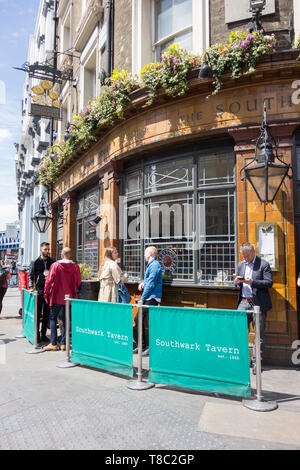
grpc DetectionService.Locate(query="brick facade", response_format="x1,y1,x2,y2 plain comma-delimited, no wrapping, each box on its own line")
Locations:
113,0,132,71
210,0,293,49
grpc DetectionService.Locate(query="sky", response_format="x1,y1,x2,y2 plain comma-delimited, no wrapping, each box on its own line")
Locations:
0,0,40,231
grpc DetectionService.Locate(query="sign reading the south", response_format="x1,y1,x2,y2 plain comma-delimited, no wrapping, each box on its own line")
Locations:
159,249,177,273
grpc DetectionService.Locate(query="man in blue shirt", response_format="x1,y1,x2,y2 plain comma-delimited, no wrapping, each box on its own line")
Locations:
235,242,273,375
134,246,163,356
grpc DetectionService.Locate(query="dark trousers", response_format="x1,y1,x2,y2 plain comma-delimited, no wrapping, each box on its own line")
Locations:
134,298,158,349
37,294,50,340
50,304,66,346
0,287,7,315
238,299,267,364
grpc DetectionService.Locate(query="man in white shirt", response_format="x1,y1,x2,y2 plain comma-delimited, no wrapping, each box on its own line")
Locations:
235,242,273,375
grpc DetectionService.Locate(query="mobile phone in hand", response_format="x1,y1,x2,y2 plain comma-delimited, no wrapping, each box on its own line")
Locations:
237,276,245,281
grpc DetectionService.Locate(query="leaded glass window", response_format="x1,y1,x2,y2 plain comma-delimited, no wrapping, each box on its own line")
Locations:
76,187,100,276
144,157,193,194
123,148,236,286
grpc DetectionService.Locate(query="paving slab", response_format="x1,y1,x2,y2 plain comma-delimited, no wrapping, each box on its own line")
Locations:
1,288,300,450
198,401,300,447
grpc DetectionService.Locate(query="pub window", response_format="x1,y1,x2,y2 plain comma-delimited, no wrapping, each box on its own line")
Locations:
123,148,236,286
154,0,193,59
76,187,100,277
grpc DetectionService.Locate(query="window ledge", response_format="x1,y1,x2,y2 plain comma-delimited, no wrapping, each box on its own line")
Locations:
126,280,238,290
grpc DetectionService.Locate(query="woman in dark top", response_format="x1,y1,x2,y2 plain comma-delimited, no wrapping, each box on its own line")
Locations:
0,261,9,316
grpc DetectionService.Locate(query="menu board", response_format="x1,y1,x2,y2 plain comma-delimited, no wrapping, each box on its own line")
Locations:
256,223,278,270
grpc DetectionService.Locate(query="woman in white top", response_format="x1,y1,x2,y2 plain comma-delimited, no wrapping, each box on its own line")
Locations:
98,247,128,302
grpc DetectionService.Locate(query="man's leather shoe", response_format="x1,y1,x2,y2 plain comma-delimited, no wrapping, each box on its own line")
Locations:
43,343,59,351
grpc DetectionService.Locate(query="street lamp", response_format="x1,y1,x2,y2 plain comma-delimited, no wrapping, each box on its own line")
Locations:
240,102,292,204
31,188,66,234
198,53,213,79
31,192,53,233
248,0,266,32
64,121,71,142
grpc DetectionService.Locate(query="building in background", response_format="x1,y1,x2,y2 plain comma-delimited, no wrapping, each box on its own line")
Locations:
15,0,57,267
0,223,20,263
16,0,300,365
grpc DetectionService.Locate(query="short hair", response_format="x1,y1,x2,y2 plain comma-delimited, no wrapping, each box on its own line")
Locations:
62,247,72,257
240,242,255,253
145,246,158,258
40,242,50,248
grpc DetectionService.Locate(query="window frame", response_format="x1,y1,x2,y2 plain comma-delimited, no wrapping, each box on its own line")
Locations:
131,0,210,75
76,186,100,276
153,0,193,60
122,145,237,287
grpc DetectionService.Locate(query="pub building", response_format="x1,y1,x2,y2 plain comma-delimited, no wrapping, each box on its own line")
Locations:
43,47,300,367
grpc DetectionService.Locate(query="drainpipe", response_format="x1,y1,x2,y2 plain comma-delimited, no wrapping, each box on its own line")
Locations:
50,0,58,147
106,0,114,78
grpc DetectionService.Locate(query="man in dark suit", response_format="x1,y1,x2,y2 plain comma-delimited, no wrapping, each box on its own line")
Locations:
28,242,55,344
234,242,273,375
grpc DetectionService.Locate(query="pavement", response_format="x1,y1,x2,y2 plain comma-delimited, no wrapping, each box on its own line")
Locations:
1,287,300,451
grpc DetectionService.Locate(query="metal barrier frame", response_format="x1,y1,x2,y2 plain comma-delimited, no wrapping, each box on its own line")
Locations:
17,294,278,411
15,287,26,339
25,291,46,355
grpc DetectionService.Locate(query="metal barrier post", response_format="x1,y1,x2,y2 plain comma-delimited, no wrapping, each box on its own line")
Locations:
126,300,154,390
243,305,278,411
57,295,78,368
15,287,26,339
25,291,45,355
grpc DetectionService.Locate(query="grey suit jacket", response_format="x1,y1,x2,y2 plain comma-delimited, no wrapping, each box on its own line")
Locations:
236,256,273,313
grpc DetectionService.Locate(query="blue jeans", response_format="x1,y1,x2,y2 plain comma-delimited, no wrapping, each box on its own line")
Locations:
50,304,66,346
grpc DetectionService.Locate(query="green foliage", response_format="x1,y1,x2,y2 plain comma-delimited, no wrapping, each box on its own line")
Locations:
38,33,277,184
140,43,195,106
79,264,92,280
207,30,276,94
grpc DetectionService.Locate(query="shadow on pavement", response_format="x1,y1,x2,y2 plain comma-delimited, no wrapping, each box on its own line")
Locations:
0,338,17,344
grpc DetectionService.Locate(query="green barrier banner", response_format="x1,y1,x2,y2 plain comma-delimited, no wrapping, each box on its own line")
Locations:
71,299,133,377
22,289,34,345
149,306,251,398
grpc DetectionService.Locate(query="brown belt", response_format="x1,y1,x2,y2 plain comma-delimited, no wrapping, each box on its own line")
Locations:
242,297,254,302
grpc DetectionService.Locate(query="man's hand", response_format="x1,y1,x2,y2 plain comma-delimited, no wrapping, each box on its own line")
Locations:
138,282,144,292
234,276,252,285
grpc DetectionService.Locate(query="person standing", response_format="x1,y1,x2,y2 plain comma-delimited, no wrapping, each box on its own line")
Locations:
9,260,18,287
43,247,81,351
98,247,128,303
135,246,163,356
0,261,9,316
28,242,55,343
234,242,273,375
